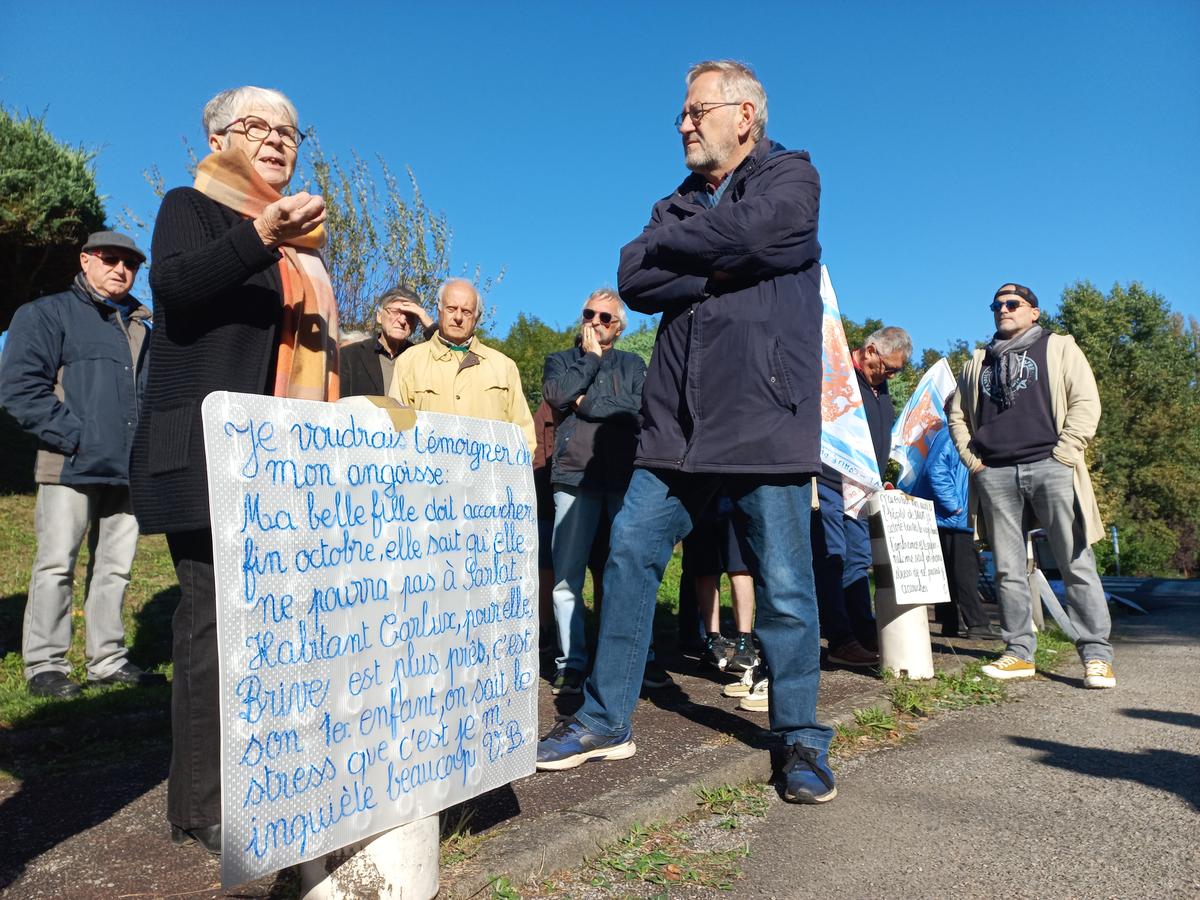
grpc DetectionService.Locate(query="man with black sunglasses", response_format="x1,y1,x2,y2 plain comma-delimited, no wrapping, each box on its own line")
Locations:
948,283,1115,688
541,289,650,695
536,60,838,806
0,231,163,698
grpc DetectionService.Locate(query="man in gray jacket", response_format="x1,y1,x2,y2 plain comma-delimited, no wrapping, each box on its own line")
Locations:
0,231,163,698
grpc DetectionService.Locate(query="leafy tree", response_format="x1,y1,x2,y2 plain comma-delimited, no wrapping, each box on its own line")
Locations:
0,108,106,330
491,314,576,413
618,321,657,364
302,136,501,333
1048,281,1200,576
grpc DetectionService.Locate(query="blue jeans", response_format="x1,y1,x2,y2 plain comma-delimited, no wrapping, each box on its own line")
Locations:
576,468,832,752
811,481,876,648
551,485,626,671
974,458,1112,663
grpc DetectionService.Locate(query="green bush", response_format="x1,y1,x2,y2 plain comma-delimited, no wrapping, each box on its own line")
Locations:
0,107,106,329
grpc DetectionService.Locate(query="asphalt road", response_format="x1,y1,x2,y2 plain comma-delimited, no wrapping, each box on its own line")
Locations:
736,585,1200,899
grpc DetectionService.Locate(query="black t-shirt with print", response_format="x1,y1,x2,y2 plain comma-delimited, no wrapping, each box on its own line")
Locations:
972,331,1058,466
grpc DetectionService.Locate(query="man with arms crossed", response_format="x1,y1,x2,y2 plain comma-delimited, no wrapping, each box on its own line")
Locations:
536,60,836,804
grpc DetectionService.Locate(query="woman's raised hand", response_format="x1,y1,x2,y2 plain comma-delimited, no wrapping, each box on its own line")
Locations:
254,192,327,247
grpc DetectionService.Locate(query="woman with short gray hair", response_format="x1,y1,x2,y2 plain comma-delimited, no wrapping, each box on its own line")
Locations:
130,84,333,855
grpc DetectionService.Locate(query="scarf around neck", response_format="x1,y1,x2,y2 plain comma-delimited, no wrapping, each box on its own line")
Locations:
193,150,340,401
985,324,1045,410
73,272,140,319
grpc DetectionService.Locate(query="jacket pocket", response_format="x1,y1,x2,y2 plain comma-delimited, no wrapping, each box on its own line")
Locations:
768,339,798,412
148,403,195,475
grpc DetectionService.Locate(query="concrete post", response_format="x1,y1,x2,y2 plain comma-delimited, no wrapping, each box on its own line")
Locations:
868,495,935,679
299,815,439,900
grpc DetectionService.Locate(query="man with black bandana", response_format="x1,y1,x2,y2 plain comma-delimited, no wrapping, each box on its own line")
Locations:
948,283,1115,688
0,231,162,698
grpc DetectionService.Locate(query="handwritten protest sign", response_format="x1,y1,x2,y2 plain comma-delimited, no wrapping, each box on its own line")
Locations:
201,392,538,887
872,491,951,607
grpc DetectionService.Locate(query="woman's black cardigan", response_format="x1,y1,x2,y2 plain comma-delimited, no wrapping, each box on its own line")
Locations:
129,187,284,534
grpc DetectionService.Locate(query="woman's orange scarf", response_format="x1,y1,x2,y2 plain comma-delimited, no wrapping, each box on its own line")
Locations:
194,150,340,401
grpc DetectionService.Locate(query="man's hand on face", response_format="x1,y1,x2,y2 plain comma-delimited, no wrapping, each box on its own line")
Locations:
581,322,602,356
391,300,432,329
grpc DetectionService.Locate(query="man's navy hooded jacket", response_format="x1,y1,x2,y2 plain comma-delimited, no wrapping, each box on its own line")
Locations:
617,138,823,475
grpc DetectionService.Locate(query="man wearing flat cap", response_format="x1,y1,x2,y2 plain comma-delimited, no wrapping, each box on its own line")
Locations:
0,231,163,698
948,282,1115,688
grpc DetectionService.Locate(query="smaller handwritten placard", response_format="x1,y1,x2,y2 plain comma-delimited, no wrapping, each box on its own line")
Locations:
873,492,951,607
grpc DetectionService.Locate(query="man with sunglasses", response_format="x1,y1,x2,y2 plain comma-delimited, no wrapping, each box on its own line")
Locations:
948,283,1114,688
0,231,163,697
541,289,648,695
536,60,838,805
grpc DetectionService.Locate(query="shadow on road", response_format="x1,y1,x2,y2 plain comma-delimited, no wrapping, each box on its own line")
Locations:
1008,735,1200,812
1121,707,1200,731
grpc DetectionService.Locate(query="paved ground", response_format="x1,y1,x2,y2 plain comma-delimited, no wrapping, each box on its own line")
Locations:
0,578,1194,898
736,581,1200,899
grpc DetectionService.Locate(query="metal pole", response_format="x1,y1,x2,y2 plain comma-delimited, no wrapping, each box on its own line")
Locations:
1112,525,1121,577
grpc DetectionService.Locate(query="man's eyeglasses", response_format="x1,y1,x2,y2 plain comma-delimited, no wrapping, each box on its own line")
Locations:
89,251,140,271
674,102,740,128
989,299,1029,312
221,116,305,149
582,309,614,325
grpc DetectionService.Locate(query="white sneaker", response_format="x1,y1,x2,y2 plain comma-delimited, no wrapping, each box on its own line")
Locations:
738,677,769,712
723,665,759,698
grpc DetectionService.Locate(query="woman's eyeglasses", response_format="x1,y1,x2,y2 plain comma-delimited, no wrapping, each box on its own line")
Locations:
989,299,1028,312
221,116,305,149
582,309,614,325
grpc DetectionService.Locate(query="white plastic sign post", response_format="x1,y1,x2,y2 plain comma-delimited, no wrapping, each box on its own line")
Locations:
870,491,949,679
201,392,538,888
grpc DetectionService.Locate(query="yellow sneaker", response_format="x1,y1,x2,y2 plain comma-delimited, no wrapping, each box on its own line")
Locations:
981,654,1036,680
738,677,769,712
1083,659,1116,689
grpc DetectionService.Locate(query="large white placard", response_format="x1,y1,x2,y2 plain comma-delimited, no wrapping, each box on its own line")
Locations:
201,392,538,887
873,491,951,607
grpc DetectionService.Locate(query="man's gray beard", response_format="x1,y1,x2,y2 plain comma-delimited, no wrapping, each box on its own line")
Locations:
685,134,735,175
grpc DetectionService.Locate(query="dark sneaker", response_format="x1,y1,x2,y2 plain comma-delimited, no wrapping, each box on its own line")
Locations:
782,745,837,804
535,716,636,770
965,624,1003,640
551,667,584,695
699,633,734,671
641,659,674,690
827,639,879,667
727,633,758,674
27,671,81,699
89,662,167,687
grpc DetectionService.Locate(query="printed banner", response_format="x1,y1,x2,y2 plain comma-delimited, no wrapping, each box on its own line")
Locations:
819,266,882,516
889,358,956,494
201,392,538,887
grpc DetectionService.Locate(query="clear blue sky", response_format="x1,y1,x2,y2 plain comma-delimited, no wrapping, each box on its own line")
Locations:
3,1,1197,356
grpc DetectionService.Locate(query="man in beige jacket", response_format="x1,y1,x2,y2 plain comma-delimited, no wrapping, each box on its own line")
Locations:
389,278,536,454
948,282,1114,688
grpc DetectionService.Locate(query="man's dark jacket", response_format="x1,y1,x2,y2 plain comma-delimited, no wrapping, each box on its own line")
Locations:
617,138,823,474
130,187,284,534
542,345,645,490
0,284,150,486
339,336,408,397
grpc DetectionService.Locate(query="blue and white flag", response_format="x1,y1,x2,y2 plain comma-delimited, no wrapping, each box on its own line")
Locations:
819,266,881,516
890,357,957,494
